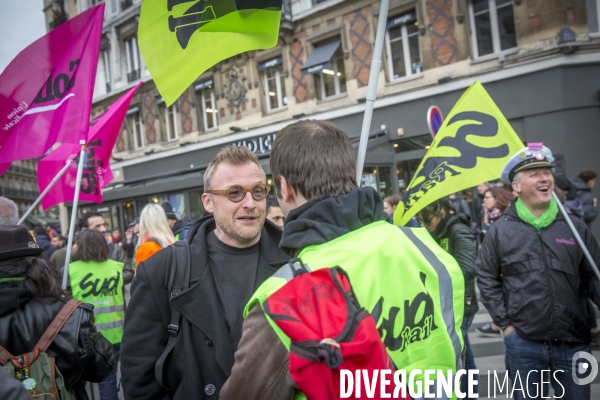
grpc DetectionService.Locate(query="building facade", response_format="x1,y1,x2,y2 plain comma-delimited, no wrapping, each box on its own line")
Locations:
45,0,600,238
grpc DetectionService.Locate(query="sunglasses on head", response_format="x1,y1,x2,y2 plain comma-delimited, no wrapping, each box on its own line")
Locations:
208,182,270,203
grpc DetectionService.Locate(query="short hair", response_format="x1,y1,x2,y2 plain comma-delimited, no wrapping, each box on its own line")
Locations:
0,197,19,227
81,211,103,229
33,226,47,235
73,229,109,262
270,120,357,201
486,187,514,212
577,169,597,184
55,234,66,242
384,194,402,208
419,198,454,221
266,195,280,214
203,145,264,192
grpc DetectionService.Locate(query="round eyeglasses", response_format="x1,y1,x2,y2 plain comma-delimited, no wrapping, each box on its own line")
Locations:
208,182,270,203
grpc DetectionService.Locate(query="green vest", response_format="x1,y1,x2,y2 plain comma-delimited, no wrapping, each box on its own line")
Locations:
69,259,125,344
247,221,465,398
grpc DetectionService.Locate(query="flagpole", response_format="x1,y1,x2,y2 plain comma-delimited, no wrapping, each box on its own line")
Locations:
552,192,600,280
62,141,87,290
17,158,76,225
356,0,390,183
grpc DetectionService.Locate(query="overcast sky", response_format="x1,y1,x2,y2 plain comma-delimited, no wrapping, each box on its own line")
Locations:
0,0,47,74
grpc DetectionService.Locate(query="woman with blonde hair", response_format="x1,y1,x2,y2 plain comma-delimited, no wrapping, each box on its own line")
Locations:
135,204,175,267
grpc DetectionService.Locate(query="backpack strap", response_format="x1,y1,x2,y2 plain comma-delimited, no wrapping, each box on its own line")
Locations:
154,239,191,389
35,299,83,352
0,344,14,366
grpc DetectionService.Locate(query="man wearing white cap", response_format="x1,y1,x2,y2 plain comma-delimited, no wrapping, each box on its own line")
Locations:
477,143,600,399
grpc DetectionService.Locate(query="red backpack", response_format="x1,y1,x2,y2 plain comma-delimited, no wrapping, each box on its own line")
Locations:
264,263,409,400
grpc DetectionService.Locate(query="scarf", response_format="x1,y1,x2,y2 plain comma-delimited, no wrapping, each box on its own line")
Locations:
515,196,558,230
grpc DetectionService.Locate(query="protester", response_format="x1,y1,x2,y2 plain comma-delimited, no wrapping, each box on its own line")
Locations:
33,226,57,260
45,224,58,239
50,235,69,271
162,201,194,240
121,145,289,399
0,226,115,400
481,187,514,235
418,198,478,398
383,193,402,223
0,197,18,227
81,212,132,284
220,120,465,399
51,234,66,249
572,168,598,228
266,195,284,229
111,228,122,245
135,204,175,268
122,218,139,261
448,192,472,219
477,144,600,400
554,174,585,219
65,229,125,400
471,182,490,238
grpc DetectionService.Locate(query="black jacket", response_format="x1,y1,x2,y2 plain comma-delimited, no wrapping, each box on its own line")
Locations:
572,177,597,225
431,213,479,316
477,202,600,343
120,216,289,400
0,283,115,400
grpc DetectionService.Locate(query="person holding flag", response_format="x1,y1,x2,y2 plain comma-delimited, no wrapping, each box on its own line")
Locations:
477,143,600,399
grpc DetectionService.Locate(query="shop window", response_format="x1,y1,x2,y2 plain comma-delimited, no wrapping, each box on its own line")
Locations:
301,39,347,100
469,0,517,58
360,166,393,198
124,35,141,82
189,189,205,220
195,79,217,132
258,56,287,112
385,11,422,81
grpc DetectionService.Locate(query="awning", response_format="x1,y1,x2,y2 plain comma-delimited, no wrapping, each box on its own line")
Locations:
301,40,341,75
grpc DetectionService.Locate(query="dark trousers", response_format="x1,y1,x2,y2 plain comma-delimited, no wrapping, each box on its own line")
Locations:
504,331,591,399
99,343,121,400
460,314,478,398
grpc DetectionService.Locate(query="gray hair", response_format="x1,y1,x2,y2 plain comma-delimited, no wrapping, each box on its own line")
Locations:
513,171,523,183
0,197,19,227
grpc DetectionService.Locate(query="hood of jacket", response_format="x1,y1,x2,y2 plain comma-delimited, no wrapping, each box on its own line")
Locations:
35,233,51,249
572,177,591,192
0,282,33,317
173,216,194,235
279,187,388,254
431,212,471,241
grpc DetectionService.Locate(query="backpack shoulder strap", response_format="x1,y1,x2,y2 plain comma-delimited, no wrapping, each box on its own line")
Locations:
35,298,83,352
154,239,191,389
0,344,14,366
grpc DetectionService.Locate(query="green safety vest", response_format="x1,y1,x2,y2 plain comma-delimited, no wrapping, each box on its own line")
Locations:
69,259,125,344
247,221,465,398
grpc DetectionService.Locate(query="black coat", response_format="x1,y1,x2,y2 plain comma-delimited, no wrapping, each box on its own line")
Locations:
120,216,289,400
477,202,600,343
431,213,479,316
572,177,597,226
0,284,115,400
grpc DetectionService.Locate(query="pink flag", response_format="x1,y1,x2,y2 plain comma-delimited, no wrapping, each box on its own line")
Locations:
38,82,142,210
0,4,104,171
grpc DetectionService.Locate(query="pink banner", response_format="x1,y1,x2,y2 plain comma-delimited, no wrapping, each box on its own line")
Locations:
38,82,142,210
0,4,104,171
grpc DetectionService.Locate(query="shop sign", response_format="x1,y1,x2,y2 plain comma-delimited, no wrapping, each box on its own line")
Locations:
233,132,277,155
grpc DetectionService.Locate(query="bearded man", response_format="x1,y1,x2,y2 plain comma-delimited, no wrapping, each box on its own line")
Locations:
120,145,289,400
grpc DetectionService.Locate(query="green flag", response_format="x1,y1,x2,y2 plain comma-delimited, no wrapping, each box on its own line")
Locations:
393,81,525,225
139,0,282,106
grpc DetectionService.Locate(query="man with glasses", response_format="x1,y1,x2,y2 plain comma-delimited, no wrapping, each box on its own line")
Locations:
121,145,289,400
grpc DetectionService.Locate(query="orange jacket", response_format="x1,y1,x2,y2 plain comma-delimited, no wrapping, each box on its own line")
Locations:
135,239,162,268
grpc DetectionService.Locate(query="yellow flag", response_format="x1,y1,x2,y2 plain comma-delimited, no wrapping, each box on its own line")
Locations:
394,81,525,226
138,0,282,106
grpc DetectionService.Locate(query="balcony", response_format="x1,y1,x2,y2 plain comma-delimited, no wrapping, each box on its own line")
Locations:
49,13,67,30
127,69,140,83
121,0,133,11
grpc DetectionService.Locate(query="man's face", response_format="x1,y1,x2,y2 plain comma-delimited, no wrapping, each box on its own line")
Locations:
202,162,266,248
383,202,396,217
112,229,121,240
132,223,139,234
266,206,285,229
87,216,107,234
512,168,554,210
51,237,64,248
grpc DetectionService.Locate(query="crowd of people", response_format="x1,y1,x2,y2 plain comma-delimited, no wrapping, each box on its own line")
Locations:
0,120,598,400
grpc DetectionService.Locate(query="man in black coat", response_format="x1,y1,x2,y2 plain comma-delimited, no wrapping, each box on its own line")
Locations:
120,145,289,400
477,144,600,400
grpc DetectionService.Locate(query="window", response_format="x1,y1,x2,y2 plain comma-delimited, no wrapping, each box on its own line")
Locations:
385,11,422,80
111,0,118,14
194,79,217,132
102,49,111,92
158,100,178,141
314,44,346,100
259,57,287,112
126,108,143,150
469,0,517,58
124,36,140,82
